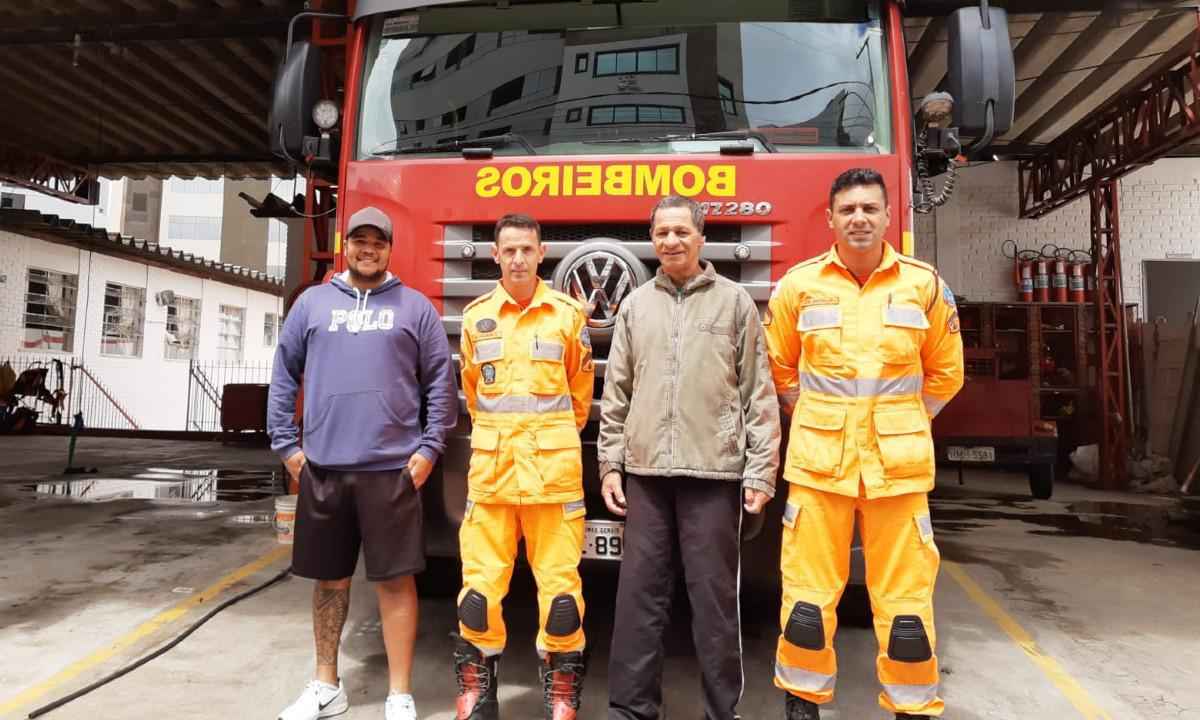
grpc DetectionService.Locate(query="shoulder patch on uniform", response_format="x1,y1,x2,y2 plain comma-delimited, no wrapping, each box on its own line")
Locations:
948,311,960,333
762,307,773,327
942,281,957,307
580,326,592,349
475,317,498,333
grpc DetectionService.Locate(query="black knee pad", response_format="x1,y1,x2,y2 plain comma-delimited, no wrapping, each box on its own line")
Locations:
545,594,581,637
783,601,825,651
458,589,489,632
887,615,932,663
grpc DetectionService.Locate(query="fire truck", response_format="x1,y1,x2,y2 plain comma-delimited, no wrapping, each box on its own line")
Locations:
269,0,1015,589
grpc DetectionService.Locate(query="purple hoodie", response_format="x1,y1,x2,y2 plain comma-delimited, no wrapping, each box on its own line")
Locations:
268,272,457,471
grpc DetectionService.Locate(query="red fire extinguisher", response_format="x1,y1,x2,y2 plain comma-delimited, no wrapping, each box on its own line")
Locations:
1033,252,1050,303
1052,246,1070,303
1004,240,1036,302
1084,258,1096,302
1068,250,1089,303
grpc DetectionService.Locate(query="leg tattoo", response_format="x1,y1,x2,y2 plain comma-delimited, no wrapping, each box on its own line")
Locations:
314,584,351,667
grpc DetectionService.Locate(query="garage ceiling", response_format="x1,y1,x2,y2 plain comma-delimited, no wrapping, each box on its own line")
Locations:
904,3,1200,156
0,0,303,180
0,1,1197,182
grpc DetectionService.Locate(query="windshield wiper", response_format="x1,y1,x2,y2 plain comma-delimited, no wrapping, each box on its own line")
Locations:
372,133,537,157
583,129,778,153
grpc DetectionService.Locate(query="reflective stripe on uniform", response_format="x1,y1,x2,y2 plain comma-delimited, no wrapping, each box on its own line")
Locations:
800,373,923,397
476,394,573,414
774,661,836,693
780,387,800,405
883,682,939,707
530,340,565,361
798,306,841,331
923,393,948,417
474,339,504,363
883,304,930,329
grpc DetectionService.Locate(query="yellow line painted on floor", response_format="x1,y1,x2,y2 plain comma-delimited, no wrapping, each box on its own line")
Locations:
944,561,1112,720
0,545,290,718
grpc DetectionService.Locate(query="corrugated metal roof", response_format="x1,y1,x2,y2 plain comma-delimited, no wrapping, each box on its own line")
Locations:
0,0,305,181
0,208,285,295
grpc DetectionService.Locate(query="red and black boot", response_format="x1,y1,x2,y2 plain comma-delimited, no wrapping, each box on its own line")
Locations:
453,635,499,720
540,651,586,720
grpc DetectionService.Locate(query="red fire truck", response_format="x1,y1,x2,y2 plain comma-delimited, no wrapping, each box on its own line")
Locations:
270,0,1015,587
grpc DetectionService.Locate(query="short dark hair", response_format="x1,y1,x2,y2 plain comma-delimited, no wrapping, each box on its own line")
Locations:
829,168,888,208
649,195,705,234
494,213,541,243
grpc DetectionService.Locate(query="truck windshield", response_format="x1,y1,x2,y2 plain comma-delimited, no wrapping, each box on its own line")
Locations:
358,1,889,158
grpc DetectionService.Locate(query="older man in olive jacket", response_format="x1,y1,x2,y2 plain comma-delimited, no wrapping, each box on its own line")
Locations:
600,195,781,720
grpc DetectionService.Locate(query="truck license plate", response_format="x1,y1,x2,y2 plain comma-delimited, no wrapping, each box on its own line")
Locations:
947,446,995,463
582,520,623,561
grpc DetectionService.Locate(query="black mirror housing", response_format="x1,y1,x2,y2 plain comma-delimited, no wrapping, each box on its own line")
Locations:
269,40,323,162
947,6,1015,136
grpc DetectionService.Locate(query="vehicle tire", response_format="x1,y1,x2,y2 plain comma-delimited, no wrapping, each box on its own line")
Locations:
836,584,873,627
1029,463,1054,500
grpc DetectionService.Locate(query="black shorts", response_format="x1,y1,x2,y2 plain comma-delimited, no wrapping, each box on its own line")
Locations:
291,462,425,581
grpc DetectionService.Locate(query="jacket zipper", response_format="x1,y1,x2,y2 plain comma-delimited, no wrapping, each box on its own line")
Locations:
669,287,685,467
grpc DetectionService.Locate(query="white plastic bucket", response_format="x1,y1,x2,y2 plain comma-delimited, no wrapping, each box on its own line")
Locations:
274,494,298,545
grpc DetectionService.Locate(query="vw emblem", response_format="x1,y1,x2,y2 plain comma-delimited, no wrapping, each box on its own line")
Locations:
552,242,650,339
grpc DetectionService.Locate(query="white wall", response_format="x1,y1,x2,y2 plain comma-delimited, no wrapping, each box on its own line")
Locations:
914,158,1200,315
0,230,283,430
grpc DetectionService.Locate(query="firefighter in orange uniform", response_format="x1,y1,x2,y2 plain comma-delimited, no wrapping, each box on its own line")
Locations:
454,213,595,720
764,169,964,720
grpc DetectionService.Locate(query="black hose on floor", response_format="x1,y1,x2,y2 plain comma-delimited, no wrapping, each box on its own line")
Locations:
27,567,293,718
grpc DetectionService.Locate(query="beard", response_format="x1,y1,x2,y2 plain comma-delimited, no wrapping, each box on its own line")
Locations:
348,263,386,283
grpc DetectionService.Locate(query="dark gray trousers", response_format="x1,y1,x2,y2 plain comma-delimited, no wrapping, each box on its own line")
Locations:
608,475,743,720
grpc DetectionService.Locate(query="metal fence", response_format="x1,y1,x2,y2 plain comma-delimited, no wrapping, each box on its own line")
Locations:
0,353,139,430
186,360,273,432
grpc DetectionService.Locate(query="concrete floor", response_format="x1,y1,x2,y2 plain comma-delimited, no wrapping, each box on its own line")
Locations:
2,435,1198,719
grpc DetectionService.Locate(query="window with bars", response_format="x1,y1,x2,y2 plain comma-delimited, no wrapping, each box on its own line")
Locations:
164,295,201,360
218,305,245,362
263,313,281,347
101,282,146,357
23,268,78,352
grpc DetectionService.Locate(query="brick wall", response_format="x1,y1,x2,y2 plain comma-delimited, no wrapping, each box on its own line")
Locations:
914,158,1200,315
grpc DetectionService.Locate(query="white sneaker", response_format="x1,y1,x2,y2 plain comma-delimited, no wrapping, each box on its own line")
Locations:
385,693,417,720
278,679,350,720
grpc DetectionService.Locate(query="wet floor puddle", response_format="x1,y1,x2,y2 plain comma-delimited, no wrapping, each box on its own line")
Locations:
931,488,1200,549
21,467,284,524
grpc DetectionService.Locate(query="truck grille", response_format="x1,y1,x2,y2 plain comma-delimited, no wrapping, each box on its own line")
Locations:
439,222,774,418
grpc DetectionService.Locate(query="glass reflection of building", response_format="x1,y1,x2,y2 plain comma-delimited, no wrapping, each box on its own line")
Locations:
361,20,883,154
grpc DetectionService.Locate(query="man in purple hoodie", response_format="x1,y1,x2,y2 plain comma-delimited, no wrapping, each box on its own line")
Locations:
269,206,457,720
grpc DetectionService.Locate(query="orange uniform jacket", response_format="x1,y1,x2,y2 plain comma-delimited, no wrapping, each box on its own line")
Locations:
764,244,964,499
460,280,594,505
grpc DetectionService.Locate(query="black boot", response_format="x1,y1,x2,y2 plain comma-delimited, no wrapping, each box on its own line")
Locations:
785,693,820,720
895,715,933,719
453,634,499,720
540,651,586,720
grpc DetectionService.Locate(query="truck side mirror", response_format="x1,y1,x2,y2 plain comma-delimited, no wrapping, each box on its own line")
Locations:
269,40,323,163
947,5,1015,141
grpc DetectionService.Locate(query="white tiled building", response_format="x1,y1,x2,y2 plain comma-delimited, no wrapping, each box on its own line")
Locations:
0,216,284,431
